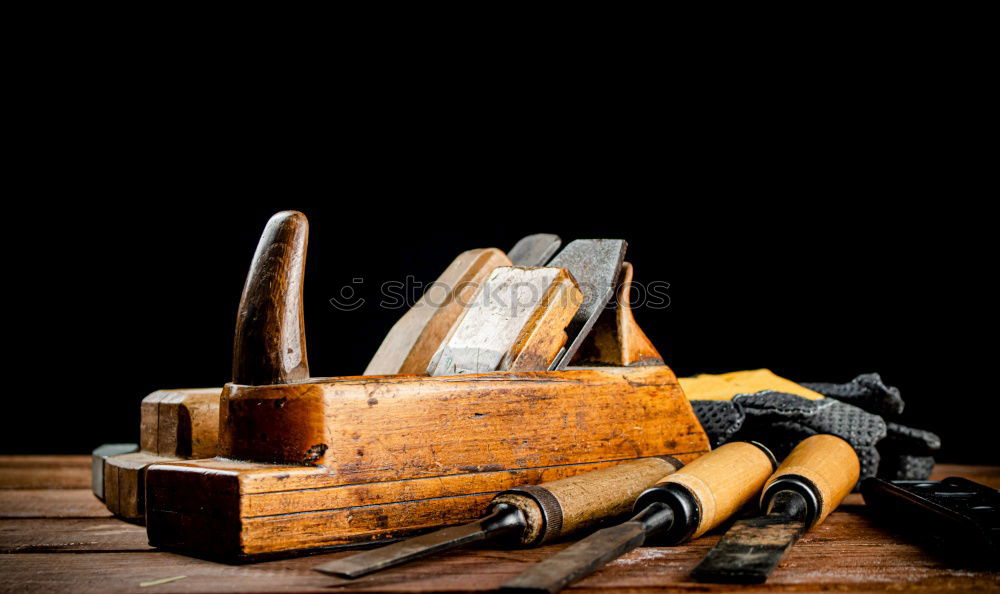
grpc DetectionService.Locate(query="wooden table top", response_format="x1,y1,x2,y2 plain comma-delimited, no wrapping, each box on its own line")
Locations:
0,456,997,593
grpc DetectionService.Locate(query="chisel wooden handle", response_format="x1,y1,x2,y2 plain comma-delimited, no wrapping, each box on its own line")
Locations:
761,434,860,526
634,442,777,543
492,456,682,545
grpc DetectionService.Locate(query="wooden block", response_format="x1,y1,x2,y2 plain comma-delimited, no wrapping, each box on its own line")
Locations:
91,444,137,501
427,267,582,375
147,366,709,558
138,392,164,453
218,366,699,475
365,247,511,376
103,452,173,521
147,454,707,558
152,388,220,458
101,388,221,521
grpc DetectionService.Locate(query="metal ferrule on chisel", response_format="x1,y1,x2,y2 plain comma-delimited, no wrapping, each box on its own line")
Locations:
314,456,681,579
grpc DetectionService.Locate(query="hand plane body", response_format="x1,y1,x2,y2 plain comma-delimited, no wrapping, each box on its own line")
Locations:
147,367,707,557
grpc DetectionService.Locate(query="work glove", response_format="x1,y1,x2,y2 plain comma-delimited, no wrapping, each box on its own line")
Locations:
692,391,885,480
803,373,940,480
690,373,940,482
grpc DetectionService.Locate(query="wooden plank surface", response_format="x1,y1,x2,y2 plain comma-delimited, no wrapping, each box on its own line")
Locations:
0,490,110,518
0,457,997,593
0,456,90,489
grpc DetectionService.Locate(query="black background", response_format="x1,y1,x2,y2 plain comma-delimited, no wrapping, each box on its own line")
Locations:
5,195,992,463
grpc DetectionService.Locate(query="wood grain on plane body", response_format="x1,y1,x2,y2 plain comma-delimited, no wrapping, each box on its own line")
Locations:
102,388,220,521
427,267,582,376
365,248,511,376
143,212,709,559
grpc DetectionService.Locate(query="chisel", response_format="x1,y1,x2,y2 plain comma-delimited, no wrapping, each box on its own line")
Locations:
314,457,681,578
508,234,561,267
690,434,860,584
545,239,627,370
499,441,777,593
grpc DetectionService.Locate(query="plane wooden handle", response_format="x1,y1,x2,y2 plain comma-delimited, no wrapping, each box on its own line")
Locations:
762,434,860,526
232,211,310,386
656,442,776,539
493,457,681,545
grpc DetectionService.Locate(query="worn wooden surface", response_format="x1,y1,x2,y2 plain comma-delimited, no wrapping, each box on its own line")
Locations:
149,366,707,556
572,262,664,367
427,266,582,376
1,457,996,592
494,457,679,545
365,248,512,376
139,388,221,459
232,210,310,386
102,388,221,521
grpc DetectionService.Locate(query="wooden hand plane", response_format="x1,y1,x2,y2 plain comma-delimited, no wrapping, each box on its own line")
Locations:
95,234,549,520
145,211,709,558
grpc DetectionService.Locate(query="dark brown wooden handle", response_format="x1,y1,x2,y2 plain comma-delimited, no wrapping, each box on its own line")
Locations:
762,434,860,526
493,457,681,545
232,210,309,386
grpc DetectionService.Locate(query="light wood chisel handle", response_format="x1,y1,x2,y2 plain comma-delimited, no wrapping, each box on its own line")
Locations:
493,456,682,545
634,442,778,542
761,434,860,526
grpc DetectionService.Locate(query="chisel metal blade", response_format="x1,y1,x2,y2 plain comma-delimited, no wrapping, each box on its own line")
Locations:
508,234,562,267
546,239,627,370
314,504,523,578
691,494,808,584
501,523,643,594
500,502,673,594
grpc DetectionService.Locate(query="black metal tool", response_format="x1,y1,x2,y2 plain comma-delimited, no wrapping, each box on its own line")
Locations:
500,442,777,593
314,457,678,579
691,434,860,584
861,476,999,569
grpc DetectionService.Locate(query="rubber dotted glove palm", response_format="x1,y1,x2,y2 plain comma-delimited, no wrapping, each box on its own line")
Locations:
802,373,940,479
690,373,940,482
